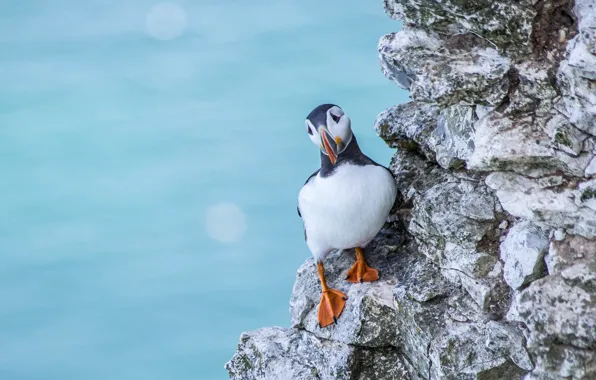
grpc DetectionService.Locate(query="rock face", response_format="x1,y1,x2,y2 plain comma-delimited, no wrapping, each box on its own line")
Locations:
227,1,596,379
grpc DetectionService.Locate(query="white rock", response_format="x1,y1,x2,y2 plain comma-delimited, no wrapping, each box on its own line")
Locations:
554,0,596,136
468,114,592,177
486,172,596,238
500,220,549,289
585,155,596,176
434,105,477,169
553,229,566,241
546,235,596,276
225,327,409,380
517,275,596,349
379,29,511,106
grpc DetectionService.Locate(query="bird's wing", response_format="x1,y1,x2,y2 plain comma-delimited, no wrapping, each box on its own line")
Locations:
297,169,319,218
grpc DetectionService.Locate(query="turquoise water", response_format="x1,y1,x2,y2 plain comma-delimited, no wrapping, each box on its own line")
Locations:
0,1,407,379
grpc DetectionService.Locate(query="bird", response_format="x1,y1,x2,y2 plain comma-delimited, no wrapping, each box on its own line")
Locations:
297,103,398,328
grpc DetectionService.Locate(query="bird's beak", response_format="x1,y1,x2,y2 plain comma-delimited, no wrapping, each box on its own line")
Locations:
320,127,338,165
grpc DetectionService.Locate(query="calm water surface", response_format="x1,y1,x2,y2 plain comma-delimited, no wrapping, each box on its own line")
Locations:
0,1,407,379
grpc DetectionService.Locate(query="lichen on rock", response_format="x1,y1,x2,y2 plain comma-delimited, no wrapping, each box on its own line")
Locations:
227,0,596,379
379,29,511,106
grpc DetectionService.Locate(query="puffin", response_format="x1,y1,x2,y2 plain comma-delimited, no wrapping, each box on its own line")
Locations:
297,104,398,328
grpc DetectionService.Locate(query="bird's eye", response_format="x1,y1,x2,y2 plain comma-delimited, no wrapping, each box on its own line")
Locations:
331,113,342,123
307,126,313,135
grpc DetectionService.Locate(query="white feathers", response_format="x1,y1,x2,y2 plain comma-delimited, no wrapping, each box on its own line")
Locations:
305,119,322,147
305,106,353,154
298,163,397,260
327,106,352,153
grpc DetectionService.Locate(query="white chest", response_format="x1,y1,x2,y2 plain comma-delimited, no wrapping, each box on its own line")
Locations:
298,164,397,258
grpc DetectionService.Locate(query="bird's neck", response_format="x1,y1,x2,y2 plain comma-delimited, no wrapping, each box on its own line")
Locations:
319,135,363,176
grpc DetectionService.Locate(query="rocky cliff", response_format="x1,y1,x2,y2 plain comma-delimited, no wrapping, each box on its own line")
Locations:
226,1,596,379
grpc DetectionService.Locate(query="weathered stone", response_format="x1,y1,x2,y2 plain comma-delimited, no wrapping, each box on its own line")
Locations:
554,0,596,136
468,112,593,177
289,251,399,348
585,156,596,177
387,148,511,312
374,101,441,161
546,235,596,275
468,113,553,173
394,259,531,380
529,344,596,380
409,178,496,254
375,102,476,169
548,114,588,157
577,179,596,211
500,220,549,290
517,261,596,379
389,148,445,205
225,327,410,380
379,29,511,106
516,62,559,101
434,105,477,169
382,0,535,58
486,172,596,239
517,273,596,349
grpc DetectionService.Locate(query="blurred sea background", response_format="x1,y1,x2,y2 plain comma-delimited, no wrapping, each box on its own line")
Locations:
0,1,407,379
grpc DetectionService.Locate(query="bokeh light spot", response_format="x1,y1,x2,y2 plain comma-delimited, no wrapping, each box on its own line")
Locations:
205,202,247,243
145,3,187,41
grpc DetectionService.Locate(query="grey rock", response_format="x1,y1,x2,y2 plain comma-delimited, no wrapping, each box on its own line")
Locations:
388,148,445,205
577,179,596,212
516,263,596,379
387,149,510,312
585,156,596,177
468,114,550,173
409,178,496,252
379,29,511,106
434,105,477,169
374,101,441,161
548,115,588,157
499,220,549,290
546,235,596,276
382,0,535,58
464,58,595,177
553,228,566,241
289,227,406,347
394,258,531,380
486,172,596,239
529,344,596,380
225,327,410,380
287,234,532,380
517,274,596,349
515,62,558,101
554,0,596,136
289,249,400,348
468,112,593,177
375,102,476,169
475,105,494,120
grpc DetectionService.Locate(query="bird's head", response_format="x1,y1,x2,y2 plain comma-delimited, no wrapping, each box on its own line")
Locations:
304,104,353,165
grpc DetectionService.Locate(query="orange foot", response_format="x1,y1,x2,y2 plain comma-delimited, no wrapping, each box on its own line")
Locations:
346,247,379,283
318,288,348,328
316,261,348,328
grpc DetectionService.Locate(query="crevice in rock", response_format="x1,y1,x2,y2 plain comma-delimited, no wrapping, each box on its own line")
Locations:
495,67,521,113
531,0,578,62
426,340,433,380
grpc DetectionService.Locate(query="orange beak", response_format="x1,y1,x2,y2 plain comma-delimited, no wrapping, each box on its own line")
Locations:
321,130,338,165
